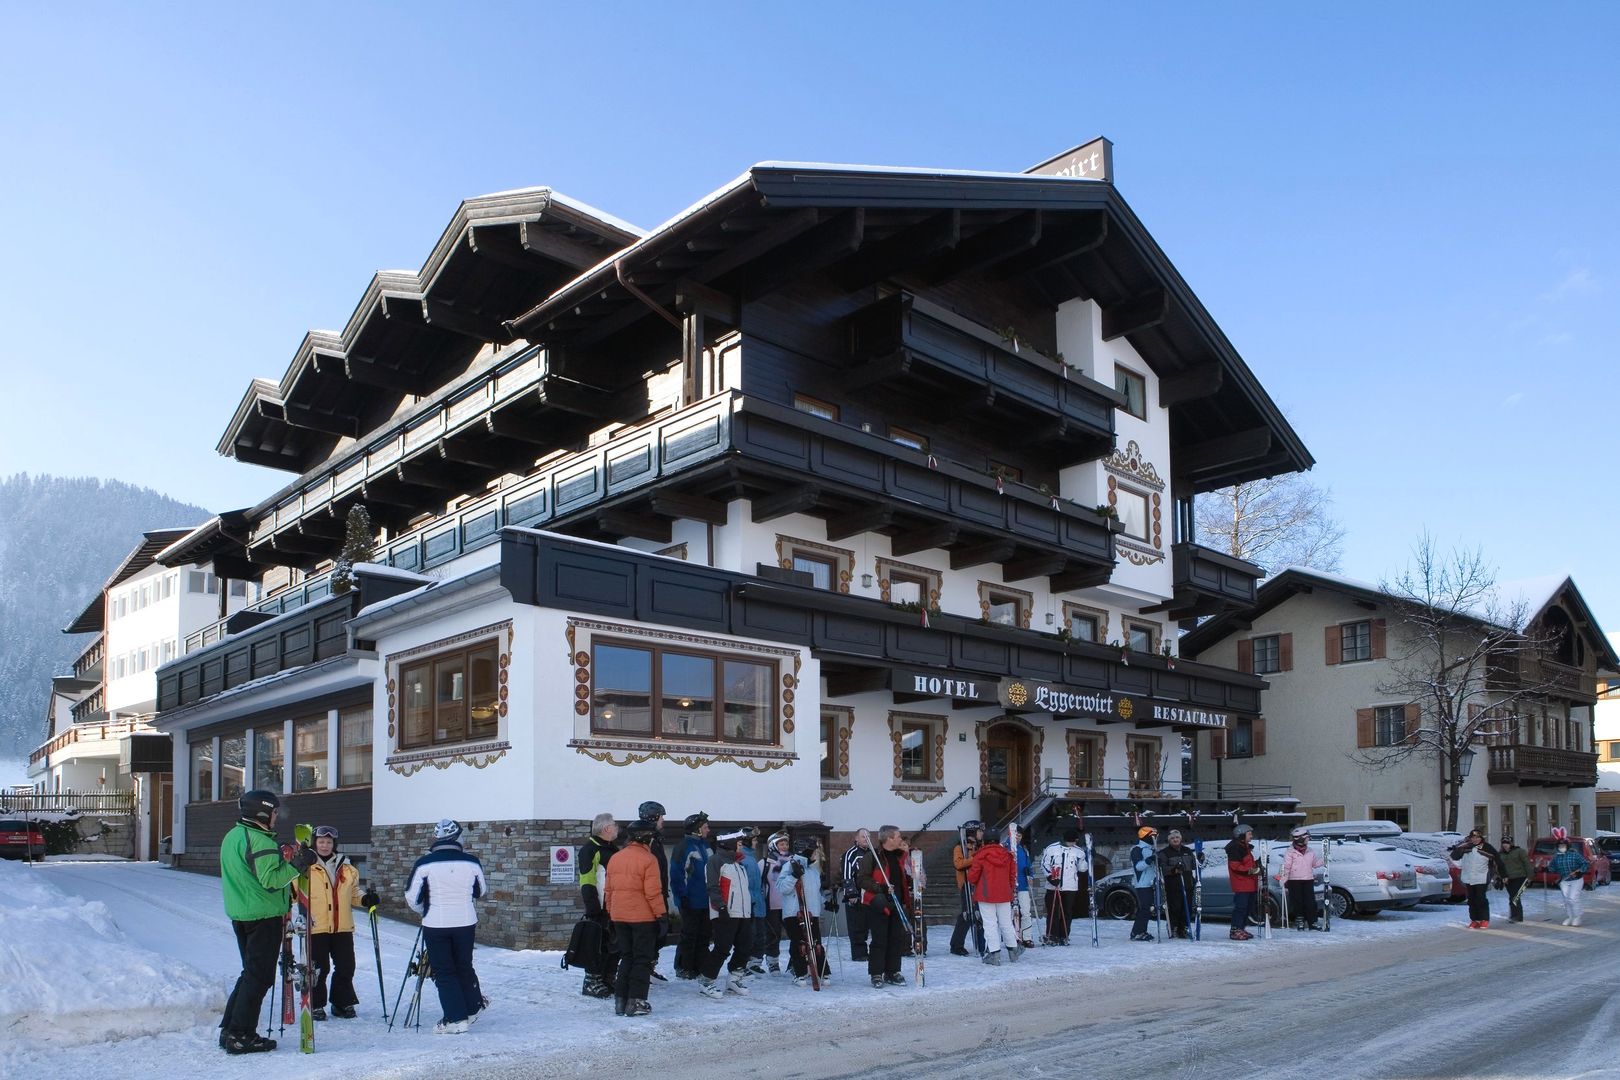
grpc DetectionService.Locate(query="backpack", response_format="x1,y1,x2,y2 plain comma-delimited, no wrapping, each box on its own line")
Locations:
561,916,608,971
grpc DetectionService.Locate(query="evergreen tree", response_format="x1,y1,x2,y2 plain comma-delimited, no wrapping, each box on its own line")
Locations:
331,505,376,596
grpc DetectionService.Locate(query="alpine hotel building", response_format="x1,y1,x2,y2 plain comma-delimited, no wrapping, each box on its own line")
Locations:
152,145,1314,948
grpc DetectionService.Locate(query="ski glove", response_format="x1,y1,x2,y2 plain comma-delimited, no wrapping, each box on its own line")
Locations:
284,843,317,871
361,889,381,911
657,914,671,938
789,862,804,878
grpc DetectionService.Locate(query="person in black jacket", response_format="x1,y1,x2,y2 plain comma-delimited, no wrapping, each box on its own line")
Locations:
1158,830,1202,939
577,813,619,999
841,828,872,961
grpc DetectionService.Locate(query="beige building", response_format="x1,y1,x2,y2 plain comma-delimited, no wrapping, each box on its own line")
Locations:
1181,569,1616,839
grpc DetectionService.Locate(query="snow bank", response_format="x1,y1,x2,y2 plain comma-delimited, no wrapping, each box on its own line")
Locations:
0,860,220,1051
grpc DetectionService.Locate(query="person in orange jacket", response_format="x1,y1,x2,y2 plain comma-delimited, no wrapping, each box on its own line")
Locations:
966,828,1021,965
605,818,668,1017
949,820,985,956
306,825,375,1020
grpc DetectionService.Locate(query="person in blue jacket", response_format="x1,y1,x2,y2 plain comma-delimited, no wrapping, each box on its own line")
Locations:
738,827,766,975
1011,828,1037,947
1129,825,1160,942
670,812,712,979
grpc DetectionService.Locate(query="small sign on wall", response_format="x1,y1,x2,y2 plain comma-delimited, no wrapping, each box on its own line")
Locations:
550,845,576,884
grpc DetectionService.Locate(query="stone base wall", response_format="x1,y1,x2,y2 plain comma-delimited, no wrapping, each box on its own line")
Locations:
368,818,589,951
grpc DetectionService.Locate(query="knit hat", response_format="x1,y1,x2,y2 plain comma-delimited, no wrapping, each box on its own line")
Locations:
434,818,463,844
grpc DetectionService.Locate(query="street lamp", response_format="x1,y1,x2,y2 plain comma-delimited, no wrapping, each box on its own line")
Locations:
1456,745,1477,780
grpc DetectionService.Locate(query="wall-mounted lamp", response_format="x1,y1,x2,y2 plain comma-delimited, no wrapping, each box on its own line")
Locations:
861,573,874,588
1045,612,1056,626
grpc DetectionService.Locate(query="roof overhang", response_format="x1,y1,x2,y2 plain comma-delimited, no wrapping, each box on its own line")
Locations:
64,527,198,634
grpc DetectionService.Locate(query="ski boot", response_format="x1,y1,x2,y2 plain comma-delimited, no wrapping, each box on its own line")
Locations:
581,974,614,999
1009,945,1024,962
698,977,726,999
726,971,751,995
745,958,767,975
767,958,781,975
311,1007,327,1021
626,999,651,1017
884,972,907,986
982,951,1003,966
221,1031,276,1055
333,1005,357,1019
614,993,628,1016
871,975,886,989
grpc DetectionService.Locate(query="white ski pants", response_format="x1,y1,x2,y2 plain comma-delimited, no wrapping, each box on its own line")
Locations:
977,901,1019,954
1559,878,1584,921
1016,892,1037,943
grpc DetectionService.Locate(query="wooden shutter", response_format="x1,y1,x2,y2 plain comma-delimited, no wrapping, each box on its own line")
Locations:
1236,639,1254,674
1210,727,1227,759
1371,619,1388,659
1279,633,1294,671
1403,702,1421,745
1356,707,1375,748
1326,625,1342,665
1252,718,1267,756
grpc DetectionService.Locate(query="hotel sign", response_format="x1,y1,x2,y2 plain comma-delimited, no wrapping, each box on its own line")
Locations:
1026,136,1114,183
895,668,997,701
997,677,1230,730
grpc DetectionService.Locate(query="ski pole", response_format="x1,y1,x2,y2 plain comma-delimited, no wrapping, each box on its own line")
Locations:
388,926,423,1032
369,906,388,1022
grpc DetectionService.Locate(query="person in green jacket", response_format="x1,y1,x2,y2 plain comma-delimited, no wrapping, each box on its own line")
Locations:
219,788,315,1055
1497,835,1533,924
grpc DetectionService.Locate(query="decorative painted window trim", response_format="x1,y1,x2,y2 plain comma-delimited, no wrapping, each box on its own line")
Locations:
566,737,797,773
384,620,514,759
1102,439,1165,492
875,557,941,606
1065,729,1108,790
656,542,689,561
385,739,510,777
1107,475,1163,558
821,705,854,799
975,714,1045,796
978,580,1034,629
776,535,854,594
1062,601,1110,643
888,710,948,800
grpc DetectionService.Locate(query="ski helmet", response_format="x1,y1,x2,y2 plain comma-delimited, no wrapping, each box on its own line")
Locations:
1233,823,1253,838
767,830,790,851
1137,826,1156,840
794,837,819,860
238,788,280,828
1063,828,1081,843
737,825,759,842
434,818,463,844
626,819,659,843
961,819,984,833
638,801,666,821
1290,826,1311,840
684,811,710,834
714,829,747,850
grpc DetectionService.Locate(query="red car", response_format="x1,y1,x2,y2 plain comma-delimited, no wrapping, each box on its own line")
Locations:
1529,836,1612,889
0,818,46,860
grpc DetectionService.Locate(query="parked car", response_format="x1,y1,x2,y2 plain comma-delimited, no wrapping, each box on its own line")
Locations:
1592,832,1620,869
1390,832,1468,902
0,818,46,860
1303,820,1405,841
1094,844,1317,928
1385,846,1457,903
1529,836,1612,889
1264,838,1424,918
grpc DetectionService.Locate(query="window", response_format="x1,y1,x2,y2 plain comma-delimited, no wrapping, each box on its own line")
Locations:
1251,635,1281,675
188,570,219,595
1609,741,1620,761
777,537,853,594
1571,804,1581,837
1548,804,1560,828
590,640,776,744
875,558,940,608
1228,718,1254,759
888,426,928,452
1370,806,1411,829
1341,621,1372,663
1526,803,1538,841
161,574,174,600
821,705,852,786
114,597,126,619
989,461,1023,483
899,722,931,781
1114,365,1147,419
190,740,213,802
399,641,501,750
253,727,283,792
339,705,373,786
229,580,248,598
979,582,1032,629
1127,736,1162,795
1068,733,1103,786
220,735,245,800
819,712,837,780
1114,486,1151,541
1067,611,1099,643
1473,804,1489,833
293,714,327,792
792,553,838,590
1374,705,1407,746
1126,621,1158,654
793,393,838,421
1500,805,1514,841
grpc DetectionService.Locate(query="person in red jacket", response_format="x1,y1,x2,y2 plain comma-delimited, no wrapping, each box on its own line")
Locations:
1225,823,1262,940
967,828,1021,965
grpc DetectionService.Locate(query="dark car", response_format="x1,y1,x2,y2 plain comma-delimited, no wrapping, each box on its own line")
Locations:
0,818,46,860
1094,844,1316,928
1529,836,1612,889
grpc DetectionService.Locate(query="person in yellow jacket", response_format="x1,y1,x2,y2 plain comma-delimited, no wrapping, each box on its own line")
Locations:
305,825,377,1020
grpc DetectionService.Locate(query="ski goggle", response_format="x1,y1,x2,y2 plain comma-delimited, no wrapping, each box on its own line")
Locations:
313,826,339,840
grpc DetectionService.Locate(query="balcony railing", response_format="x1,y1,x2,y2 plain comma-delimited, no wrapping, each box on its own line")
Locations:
1165,542,1263,619
73,634,106,679
30,718,151,766
68,686,106,725
1486,655,1598,700
1486,743,1598,788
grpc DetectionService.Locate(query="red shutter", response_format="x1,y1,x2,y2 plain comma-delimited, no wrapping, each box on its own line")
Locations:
1210,728,1227,759
1252,718,1267,757
1356,708,1375,748
1236,639,1254,674
1326,625,1342,666
1279,633,1294,671
1403,703,1421,745
1372,619,1388,659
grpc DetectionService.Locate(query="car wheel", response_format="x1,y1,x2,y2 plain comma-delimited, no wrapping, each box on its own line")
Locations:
1102,887,1136,921
1326,887,1355,920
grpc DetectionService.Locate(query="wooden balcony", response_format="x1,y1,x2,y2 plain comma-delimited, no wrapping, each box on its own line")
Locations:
30,717,149,766
1486,743,1598,788
1486,655,1599,702
73,633,106,680
1150,542,1263,620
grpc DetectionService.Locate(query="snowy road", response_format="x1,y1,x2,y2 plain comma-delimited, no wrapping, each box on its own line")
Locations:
5,860,1619,1079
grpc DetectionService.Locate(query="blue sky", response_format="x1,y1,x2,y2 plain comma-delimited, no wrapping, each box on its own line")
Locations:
1,5,1615,627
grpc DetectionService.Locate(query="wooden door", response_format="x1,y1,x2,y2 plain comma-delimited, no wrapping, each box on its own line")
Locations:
984,724,1032,826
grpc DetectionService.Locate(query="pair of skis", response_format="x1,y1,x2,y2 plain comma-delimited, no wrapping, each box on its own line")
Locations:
292,823,315,1054
792,871,824,991
958,826,985,956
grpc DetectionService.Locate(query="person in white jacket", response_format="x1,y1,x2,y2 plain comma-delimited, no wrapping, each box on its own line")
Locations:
405,819,488,1034
1040,829,1090,945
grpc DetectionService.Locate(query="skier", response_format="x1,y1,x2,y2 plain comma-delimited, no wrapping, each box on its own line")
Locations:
577,812,620,999
1040,829,1088,945
1011,828,1038,947
1449,828,1502,929
1128,826,1160,942
218,789,314,1055
1497,835,1532,923
1547,828,1590,926
698,828,754,998
760,830,792,973
1277,827,1324,930
780,837,831,987
635,800,672,982
949,820,984,956
966,827,1021,965
670,812,712,979
604,818,667,1017
1158,830,1202,939
1225,824,1262,940
858,824,915,988
737,826,766,974
404,819,487,1034
306,825,371,1020
841,828,873,961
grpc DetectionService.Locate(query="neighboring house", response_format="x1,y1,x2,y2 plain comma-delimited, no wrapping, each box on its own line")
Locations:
151,151,1314,949
1181,569,1618,839
27,528,251,857
1595,632,1620,831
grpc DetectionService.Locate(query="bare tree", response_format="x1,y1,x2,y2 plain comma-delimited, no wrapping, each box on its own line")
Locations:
1194,475,1345,576
1352,535,1560,831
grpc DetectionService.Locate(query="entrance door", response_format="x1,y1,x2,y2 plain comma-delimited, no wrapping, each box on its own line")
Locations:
983,723,1033,827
